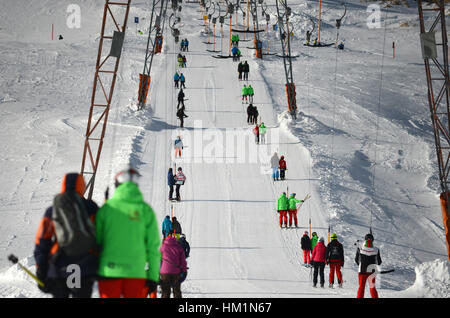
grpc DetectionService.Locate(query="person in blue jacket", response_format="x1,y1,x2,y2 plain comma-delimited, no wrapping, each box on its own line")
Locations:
180,73,186,89
162,215,173,239
168,168,176,200
174,72,180,88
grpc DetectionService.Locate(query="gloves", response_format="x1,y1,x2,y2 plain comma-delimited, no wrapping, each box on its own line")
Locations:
179,271,188,283
36,267,51,293
146,280,158,293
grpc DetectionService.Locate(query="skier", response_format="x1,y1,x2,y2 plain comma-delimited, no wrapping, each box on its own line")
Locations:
247,103,254,124
301,231,312,266
276,192,289,228
175,167,186,201
305,30,311,45
184,38,189,51
34,173,99,298
171,216,182,240
259,122,267,144
243,60,249,80
174,72,180,88
311,231,319,251
96,166,161,298
180,39,185,51
247,84,254,104
231,46,241,61
182,55,187,68
180,73,186,89
167,168,176,201
242,84,248,103
355,233,382,298
326,233,345,288
279,155,287,180
270,152,280,181
178,233,190,258
177,54,183,67
252,106,259,124
287,193,304,228
253,123,260,144
177,89,185,109
238,61,244,80
174,136,183,158
311,237,327,288
337,41,344,50
160,233,188,298
177,106,188,128
232,34,240,46
162,215,173,238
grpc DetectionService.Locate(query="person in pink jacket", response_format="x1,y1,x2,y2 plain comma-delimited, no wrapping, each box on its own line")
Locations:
311,237,327,288
160,234,188,298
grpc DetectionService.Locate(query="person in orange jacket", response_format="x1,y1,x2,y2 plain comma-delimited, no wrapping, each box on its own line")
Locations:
34,173,99,298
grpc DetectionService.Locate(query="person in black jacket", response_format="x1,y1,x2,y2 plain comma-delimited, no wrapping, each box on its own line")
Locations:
172,217,182,239
326,233,344,288
167,168,175,200
177,89,185,109
178,234,190,258
355,233,382,298
238,61,244,80
301,231,311,266
247,104,254,124
243,61,249,81
34,173,98,298
252,106,259,124
176,106,188,128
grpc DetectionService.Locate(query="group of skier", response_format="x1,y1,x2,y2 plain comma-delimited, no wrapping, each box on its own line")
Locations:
173,71,186,89
300,231,382,298
270,152,287,181
33,168,171,298
237,60,250,80
180,38,189,51
177,53,187,68
242,84,254,104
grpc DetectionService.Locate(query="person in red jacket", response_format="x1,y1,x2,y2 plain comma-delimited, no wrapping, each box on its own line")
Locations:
311,237,327,288
253,124,260,144
279,156,287,180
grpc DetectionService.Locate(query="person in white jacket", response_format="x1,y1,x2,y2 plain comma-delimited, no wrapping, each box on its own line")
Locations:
270,152,280,181
175,167,186,201
174,136,183,158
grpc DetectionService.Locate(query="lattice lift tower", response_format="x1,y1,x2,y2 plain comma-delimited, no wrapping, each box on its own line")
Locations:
418,0,450,259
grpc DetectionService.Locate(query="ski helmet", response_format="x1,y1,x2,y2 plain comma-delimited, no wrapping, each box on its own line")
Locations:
331,233,338,240
114,165,141,187
319,237,324,242
312,232,317,237
365,233,374,241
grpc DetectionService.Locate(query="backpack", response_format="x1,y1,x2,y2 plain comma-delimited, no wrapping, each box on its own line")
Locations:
329,243,342,259
52,192,97,257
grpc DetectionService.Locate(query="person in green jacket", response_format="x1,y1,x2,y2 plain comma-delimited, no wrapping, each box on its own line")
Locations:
247,84,254,103
96,166,161,298
311,232,319,250
242,84,248,103
259,122,267,144
287,193,304,228
277,192,289,228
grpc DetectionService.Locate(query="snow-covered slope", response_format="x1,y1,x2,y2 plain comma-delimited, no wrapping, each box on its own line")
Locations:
0,0,448,298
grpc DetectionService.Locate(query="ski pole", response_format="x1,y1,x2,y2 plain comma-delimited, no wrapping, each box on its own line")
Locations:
8,254,45,288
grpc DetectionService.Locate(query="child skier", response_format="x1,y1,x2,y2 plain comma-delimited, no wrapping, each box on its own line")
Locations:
301,231,312,266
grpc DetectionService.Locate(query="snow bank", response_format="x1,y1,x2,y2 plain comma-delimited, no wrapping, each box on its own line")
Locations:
399,259,450,298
